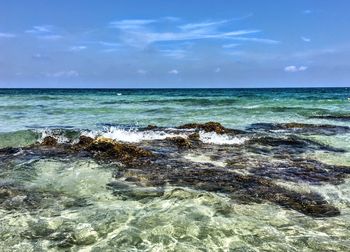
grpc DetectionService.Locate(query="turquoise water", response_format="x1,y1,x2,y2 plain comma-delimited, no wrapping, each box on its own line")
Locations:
1,88,349,132
0,88,350,251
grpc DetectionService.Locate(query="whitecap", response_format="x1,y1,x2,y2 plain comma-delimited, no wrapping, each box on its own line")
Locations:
199,131,247,145
82,127,187,143
36,128,70,144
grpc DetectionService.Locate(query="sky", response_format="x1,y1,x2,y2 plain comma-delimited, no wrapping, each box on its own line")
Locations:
0,0,350,88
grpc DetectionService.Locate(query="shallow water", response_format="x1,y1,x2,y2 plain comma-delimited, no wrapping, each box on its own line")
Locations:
0,88,350,251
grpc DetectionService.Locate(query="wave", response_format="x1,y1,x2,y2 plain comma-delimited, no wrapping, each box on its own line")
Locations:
199,132,247,145
81,127,188,143
31,126,247,146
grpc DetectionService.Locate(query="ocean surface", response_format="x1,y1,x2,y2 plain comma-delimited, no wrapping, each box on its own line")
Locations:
0,88,350,251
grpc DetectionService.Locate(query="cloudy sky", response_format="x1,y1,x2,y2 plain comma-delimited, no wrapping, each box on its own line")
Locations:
0,0,350,88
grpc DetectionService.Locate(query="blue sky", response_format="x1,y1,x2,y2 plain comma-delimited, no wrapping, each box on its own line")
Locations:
0,0,350,88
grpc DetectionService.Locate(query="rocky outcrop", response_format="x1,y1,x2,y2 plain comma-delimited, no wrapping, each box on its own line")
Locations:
165,137,192,148
42,136,58,146
178,121,244,134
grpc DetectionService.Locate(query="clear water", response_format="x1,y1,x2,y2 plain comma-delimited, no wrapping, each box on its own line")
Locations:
0,88,350,251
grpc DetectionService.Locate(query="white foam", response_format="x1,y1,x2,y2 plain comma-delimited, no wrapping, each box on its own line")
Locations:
184,153,226,167
199,131,247,145
37,129,70,144
82,127,188,143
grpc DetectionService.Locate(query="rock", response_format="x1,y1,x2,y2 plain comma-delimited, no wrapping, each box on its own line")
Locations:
87,137,154,164
165,137,192,148
309,115,350,121
77,135,94,147
73,223,98,245
247,122,350,135
145,124,158,130
178,121,244,134
0,147,20,155
42,136,58,146
188,132,200,141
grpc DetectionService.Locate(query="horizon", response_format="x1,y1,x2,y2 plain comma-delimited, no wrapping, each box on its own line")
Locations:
1,0,350,88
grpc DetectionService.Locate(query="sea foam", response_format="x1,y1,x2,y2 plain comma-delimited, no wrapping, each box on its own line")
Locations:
82,127,188,143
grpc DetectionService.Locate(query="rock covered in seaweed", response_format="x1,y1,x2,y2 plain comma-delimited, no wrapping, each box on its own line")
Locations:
178,121,244,134
165,136,192,148
42,136,58,146
309,115,350,121
86,137,154,164
1,120,349,218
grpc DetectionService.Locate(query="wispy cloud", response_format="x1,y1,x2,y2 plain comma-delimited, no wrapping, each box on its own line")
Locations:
301,36,311,42
99,41,120,47
32,53,50,60
69,46,87,51
46,70,79,78
179,20,229,31
230,37,280,44
26,25,63,40
26,25,54,34
168,69,179,74
284,65,308,73
222,43,240,48
109,19,156,29
0,32,16,38
109,18,277,48
302,10,313,15
37,35,62,40
160,49,187,59
137,69,148,74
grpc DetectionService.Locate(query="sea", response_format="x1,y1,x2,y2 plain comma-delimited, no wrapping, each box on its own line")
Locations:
0,88,349,251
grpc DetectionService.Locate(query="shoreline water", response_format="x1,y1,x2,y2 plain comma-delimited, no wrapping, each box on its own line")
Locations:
0,88,350,250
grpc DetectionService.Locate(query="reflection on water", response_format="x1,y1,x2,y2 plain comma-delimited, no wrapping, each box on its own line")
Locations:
0,157,349,251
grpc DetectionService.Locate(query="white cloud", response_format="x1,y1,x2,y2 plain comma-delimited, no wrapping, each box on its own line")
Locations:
37,35,62,40
284,65,308,73
168,69,179,75
0,32,16,38
137,69,148,74
222,43,240,48
298,66,308,71
99,41,120,47
160,49,187,59
109,17,277,48
26,25,63,40
302,10,313,15
26,25,54,34
109,19,156,29
69,46,87,51
179,20,228,31
230,37,280,44
32,53,50,60
46,70,79,78
301,36,311,42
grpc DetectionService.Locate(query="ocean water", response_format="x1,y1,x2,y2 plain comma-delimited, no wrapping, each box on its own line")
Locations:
0,88,350,251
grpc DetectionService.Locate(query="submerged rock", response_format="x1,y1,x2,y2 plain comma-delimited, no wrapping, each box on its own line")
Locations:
309,115,350,121
0,147,20,155
113,164,340,218
247,122,350,135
